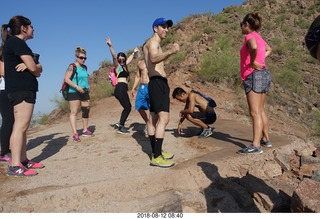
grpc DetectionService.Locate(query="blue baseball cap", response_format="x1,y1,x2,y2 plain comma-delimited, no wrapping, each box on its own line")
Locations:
152,18,173,29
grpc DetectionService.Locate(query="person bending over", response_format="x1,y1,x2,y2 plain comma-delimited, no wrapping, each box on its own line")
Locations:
172,87,217,138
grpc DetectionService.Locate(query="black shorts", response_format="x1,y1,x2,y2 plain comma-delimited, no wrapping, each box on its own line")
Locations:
68,90,90,101
148,76,170,113
305,15,320,59
190,111,217,125
8,91,36,106
243,69,271,94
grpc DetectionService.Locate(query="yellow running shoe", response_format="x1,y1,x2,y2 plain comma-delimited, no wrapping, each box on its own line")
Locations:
161,151,174,159
150,155,175,168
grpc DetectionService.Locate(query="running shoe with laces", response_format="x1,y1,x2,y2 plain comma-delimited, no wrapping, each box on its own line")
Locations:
22,159,45,169
0,153,12,163
6,163,38,177
82,130,95,137
152,151,174,160
150,155,175,168
73,133,81,142
260,139,272,148
237,144,263,155
198,127,213,138
110,122,120,129
117,126,130,134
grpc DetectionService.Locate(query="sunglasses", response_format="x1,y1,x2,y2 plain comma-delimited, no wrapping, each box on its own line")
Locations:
77,56,87,60
118,58,125,62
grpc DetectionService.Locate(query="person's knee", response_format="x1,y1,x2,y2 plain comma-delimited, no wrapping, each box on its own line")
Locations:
81,106,90,118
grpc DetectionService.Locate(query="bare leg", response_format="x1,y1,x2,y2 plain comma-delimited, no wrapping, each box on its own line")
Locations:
186,114,208,129
260,93,270,141
69,100,80,135
246,91,264,147
138,109,149,124
10,101,34,166
155,111,169,138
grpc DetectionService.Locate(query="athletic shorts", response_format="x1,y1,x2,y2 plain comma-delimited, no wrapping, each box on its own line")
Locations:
243,69,271,94
8,91,36,106
135,84,150,110
305,15,320,59
190,111,217,125
68,90,90,101
148,76,170,113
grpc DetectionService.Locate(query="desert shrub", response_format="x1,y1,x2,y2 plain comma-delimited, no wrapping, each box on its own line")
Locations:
38,114,49,125
100,59,112,68
274,67,302,93
198,36,239,84
191,33,202,42
313,109,320,135
52,95,70,112
169,51,186,63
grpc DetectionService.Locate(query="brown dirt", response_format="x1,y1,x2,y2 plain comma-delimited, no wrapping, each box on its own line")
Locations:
0,84,296,213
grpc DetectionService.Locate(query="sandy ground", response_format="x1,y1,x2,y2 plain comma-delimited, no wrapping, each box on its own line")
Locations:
0,95,292,213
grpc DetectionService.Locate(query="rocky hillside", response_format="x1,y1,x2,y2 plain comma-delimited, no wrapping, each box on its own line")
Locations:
49,0,320,142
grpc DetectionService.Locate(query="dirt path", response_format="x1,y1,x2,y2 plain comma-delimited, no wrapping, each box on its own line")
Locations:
0,96,293,212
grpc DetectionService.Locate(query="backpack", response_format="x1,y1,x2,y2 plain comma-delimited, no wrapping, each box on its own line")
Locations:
192,90,217,108
108,67,118,87
60,63,87,100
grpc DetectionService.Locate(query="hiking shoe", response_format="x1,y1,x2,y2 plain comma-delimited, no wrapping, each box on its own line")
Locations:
22,159,45,169
73,133,81,142
117,126,130,134
6,164,38,177
82,130,95,137
198,127,213,138
260,139,272,148
237,144,263,155
0,153,12,163
150,155,175,168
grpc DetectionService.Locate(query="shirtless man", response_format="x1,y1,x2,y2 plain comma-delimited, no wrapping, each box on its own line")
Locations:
172,87,217,138
143,17,180,168
131,59,150,138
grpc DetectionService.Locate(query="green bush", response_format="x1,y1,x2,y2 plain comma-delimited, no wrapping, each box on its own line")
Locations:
313,109,320,135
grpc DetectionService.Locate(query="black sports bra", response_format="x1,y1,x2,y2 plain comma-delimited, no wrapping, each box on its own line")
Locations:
117,65,129,79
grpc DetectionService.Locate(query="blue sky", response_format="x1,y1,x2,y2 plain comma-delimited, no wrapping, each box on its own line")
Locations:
0,0,245,115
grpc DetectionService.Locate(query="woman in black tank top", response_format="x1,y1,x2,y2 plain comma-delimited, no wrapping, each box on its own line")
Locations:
106,37,136,134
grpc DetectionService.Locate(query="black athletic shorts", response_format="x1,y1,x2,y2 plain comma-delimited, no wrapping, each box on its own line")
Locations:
68,90,90,101
8,91,36,106
190,111,217,125
148,76,170,113
305,15,320,59
243,69,271,94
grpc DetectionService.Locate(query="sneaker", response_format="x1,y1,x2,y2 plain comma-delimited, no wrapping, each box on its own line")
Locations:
260,139,272,148
6,164,38,177
73,133,81,142
161,151,174,159
198,127,213,138
0,153,12,163
152,151,174,160
150,155,175,168
110,122,120,129
117,126,130,134
237,144,263,155
82,130,95,137
22,159,45,169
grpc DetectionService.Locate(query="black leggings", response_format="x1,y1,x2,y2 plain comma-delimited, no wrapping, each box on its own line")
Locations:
0,90,14,156
114,82,131,126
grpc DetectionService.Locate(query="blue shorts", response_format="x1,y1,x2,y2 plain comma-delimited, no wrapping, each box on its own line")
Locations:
135,84,150,110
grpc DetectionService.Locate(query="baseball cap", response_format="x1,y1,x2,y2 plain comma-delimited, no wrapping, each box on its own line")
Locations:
152,18,173,29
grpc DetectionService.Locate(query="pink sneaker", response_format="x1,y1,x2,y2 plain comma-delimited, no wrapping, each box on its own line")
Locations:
22,159,45,169
0,154,12,163
82,130,94,137
73,133,81,142
6,163,38,177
